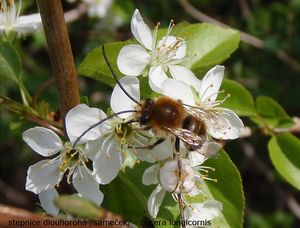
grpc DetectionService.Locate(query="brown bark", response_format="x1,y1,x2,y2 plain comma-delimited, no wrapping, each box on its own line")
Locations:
0,204,127,228
36,0,80,136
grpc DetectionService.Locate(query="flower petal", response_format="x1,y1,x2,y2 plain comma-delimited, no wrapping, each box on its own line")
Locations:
149,66,169,93
207,108,244,140
189,141,221,167
38,189,59,216
110,76,140,118
187,200,223,221
130,9,153,50
93,138,124,184
157,36,186,59
73,167,104,206
162,78,195,105
117,44,151,76
66,104,110,144
147,184,166,218
134,134,172,163
15,13,42,35
199,65,224,103
85,139,101,161
26,159,61,194
23,127,62,157
142,164,160,185
169,65,201,91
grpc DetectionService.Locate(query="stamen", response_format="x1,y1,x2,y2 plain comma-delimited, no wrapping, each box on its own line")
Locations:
202,176,218,183
209,93,231,107
199,166,216,171
152,22,160,50
16,0,21,19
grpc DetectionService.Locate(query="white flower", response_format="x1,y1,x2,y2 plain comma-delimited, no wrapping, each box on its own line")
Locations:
117,9,188,93
38,189,59,216
80,76,171,184
143,144,220,219
184,200,222,227
0,0,41,36
159,159,195,194
23,119,103,206
143,159,200,218
162,65,244,140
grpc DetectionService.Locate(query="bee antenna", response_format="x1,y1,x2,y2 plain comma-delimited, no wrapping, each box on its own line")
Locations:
72,109,137,149
102,45,140,105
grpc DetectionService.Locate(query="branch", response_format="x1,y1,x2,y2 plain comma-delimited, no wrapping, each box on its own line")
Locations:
179,0,300,73
36,0,80,136
239,117,300,138
64,3,88,23
0,204,127,228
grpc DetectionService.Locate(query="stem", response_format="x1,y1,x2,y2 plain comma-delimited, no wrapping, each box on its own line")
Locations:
175,137,186,228
36,0,80,136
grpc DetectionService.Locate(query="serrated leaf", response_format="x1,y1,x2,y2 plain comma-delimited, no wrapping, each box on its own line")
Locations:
175,23,240,71
268,133,300,190
256,96,294,128
196,149,245,228
219,79,256,116
0,42,21,82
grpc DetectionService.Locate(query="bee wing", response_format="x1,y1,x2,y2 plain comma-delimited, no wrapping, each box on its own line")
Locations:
184,106,228,132
163,127,206,149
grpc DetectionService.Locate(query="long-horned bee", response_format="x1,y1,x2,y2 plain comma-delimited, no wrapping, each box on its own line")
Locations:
136,96,207,152
74,45,215,158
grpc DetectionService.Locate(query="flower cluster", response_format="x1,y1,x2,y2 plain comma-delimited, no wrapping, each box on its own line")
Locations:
23,9,244,225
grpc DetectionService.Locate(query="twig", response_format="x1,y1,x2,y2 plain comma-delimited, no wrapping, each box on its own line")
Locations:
238,0,252,19
27,115,64,136
0,204,127,228
239,116,300,138
240,141,300,219
36,0,80,136
32,77,55,109
179,0,300,73
64,3,88,23
0,94,63,135
0,180,29,206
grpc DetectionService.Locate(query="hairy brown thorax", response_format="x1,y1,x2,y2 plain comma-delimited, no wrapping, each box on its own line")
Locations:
139,96,185,130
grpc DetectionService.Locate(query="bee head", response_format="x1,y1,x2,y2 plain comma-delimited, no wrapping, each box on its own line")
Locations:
140,99,154,125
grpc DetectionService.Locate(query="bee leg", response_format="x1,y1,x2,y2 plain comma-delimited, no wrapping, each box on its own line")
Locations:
138,126,152,131
129,138,166,150
123,119,139,125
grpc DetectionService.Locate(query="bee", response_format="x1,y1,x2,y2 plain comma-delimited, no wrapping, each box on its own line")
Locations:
136,96,207,152
73,45,215,158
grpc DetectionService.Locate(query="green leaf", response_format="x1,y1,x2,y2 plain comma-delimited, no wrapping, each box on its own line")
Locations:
54,195,103,219
78,41,133,87
197,149,245,228
174,23,240,71
219,79,256,116
268,133,300,190
0,42,21,83
255,96,294,128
